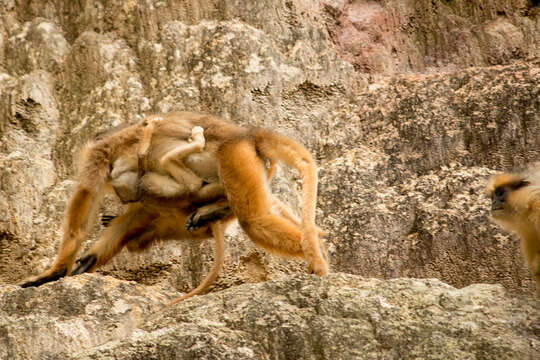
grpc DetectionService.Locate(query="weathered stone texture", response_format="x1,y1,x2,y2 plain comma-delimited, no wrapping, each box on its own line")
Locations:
0,0,538,292
0,0,539,357
1,274,538,360
325,0,540,73
0,275,179,360
318,63,540,293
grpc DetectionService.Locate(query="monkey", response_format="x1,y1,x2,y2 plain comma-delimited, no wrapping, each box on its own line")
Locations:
487,171,540,296
22,117,235,301
20,111,329,302
107,115,226,204
121,114,327,272
113,114,328,303
95,116,309,303
137,115,228,201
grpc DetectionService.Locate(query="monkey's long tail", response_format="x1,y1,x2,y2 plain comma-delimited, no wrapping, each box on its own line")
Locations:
168,221,226,305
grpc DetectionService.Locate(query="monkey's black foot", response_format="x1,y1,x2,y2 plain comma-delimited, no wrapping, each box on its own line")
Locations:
185,206,233,231
185,212,202,231
101,214,117,227
71,254,98,275
20,268,68,288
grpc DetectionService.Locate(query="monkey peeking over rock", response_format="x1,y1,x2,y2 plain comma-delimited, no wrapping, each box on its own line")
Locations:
487,169,540,297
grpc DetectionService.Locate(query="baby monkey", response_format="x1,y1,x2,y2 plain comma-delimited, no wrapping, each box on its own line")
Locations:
110,115,226,204
487,171,540,296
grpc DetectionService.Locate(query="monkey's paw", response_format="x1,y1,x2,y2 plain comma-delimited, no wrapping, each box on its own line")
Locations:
101,214,117,227
71,254,98,275
191,126,204,136
185,206,233,231
190,126,205,145
307,259,329,276
19,268,68,288
185,212,203,231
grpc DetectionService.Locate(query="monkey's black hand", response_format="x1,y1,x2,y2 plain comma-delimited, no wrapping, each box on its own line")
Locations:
185,206,233,231
185,212,202,231
20,268,68,288
71,254,98,275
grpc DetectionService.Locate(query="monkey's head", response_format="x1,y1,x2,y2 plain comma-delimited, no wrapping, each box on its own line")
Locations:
486,172,537,231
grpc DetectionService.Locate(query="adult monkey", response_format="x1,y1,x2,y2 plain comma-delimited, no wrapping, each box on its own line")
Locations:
487,171,540,296
20,112,329,300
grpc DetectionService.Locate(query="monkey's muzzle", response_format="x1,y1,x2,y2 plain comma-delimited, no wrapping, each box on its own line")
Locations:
491,198,505,212
491,203,504,212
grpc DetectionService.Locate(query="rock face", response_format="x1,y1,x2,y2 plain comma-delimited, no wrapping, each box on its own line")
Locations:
326,0,540,73
318,63,540,292
1,273,538,360
0,0,539,357
0,275,178,360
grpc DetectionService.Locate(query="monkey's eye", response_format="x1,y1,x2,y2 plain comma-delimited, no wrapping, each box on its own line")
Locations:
494,187,507,198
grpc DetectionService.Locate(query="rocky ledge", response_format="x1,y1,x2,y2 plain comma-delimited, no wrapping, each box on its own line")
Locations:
1,273,538,359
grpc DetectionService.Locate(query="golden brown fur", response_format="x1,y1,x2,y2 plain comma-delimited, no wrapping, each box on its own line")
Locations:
20,112,329,303
487,171,540,296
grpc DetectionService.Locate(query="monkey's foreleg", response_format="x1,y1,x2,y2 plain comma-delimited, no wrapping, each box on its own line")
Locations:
71,203,155,275
138,116,159,160
169,220,226,305
20,268,68,288
70,254,98,275
20,186,100,287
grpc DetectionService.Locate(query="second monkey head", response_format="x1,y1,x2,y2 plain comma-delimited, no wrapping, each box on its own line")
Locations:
486,171,539,232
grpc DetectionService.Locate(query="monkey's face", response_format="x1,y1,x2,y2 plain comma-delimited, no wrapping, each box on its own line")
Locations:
487,173,532,227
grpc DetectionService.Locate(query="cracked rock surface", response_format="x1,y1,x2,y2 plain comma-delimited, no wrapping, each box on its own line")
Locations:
1,273,538,360
0,0,539,358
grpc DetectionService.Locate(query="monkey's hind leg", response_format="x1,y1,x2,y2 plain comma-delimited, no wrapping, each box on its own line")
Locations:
101,214,117,227
218,140,321,267
253,130,328,275
191,183,226,203
271,197,329,265
169,220,227,305
160,126,206,165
